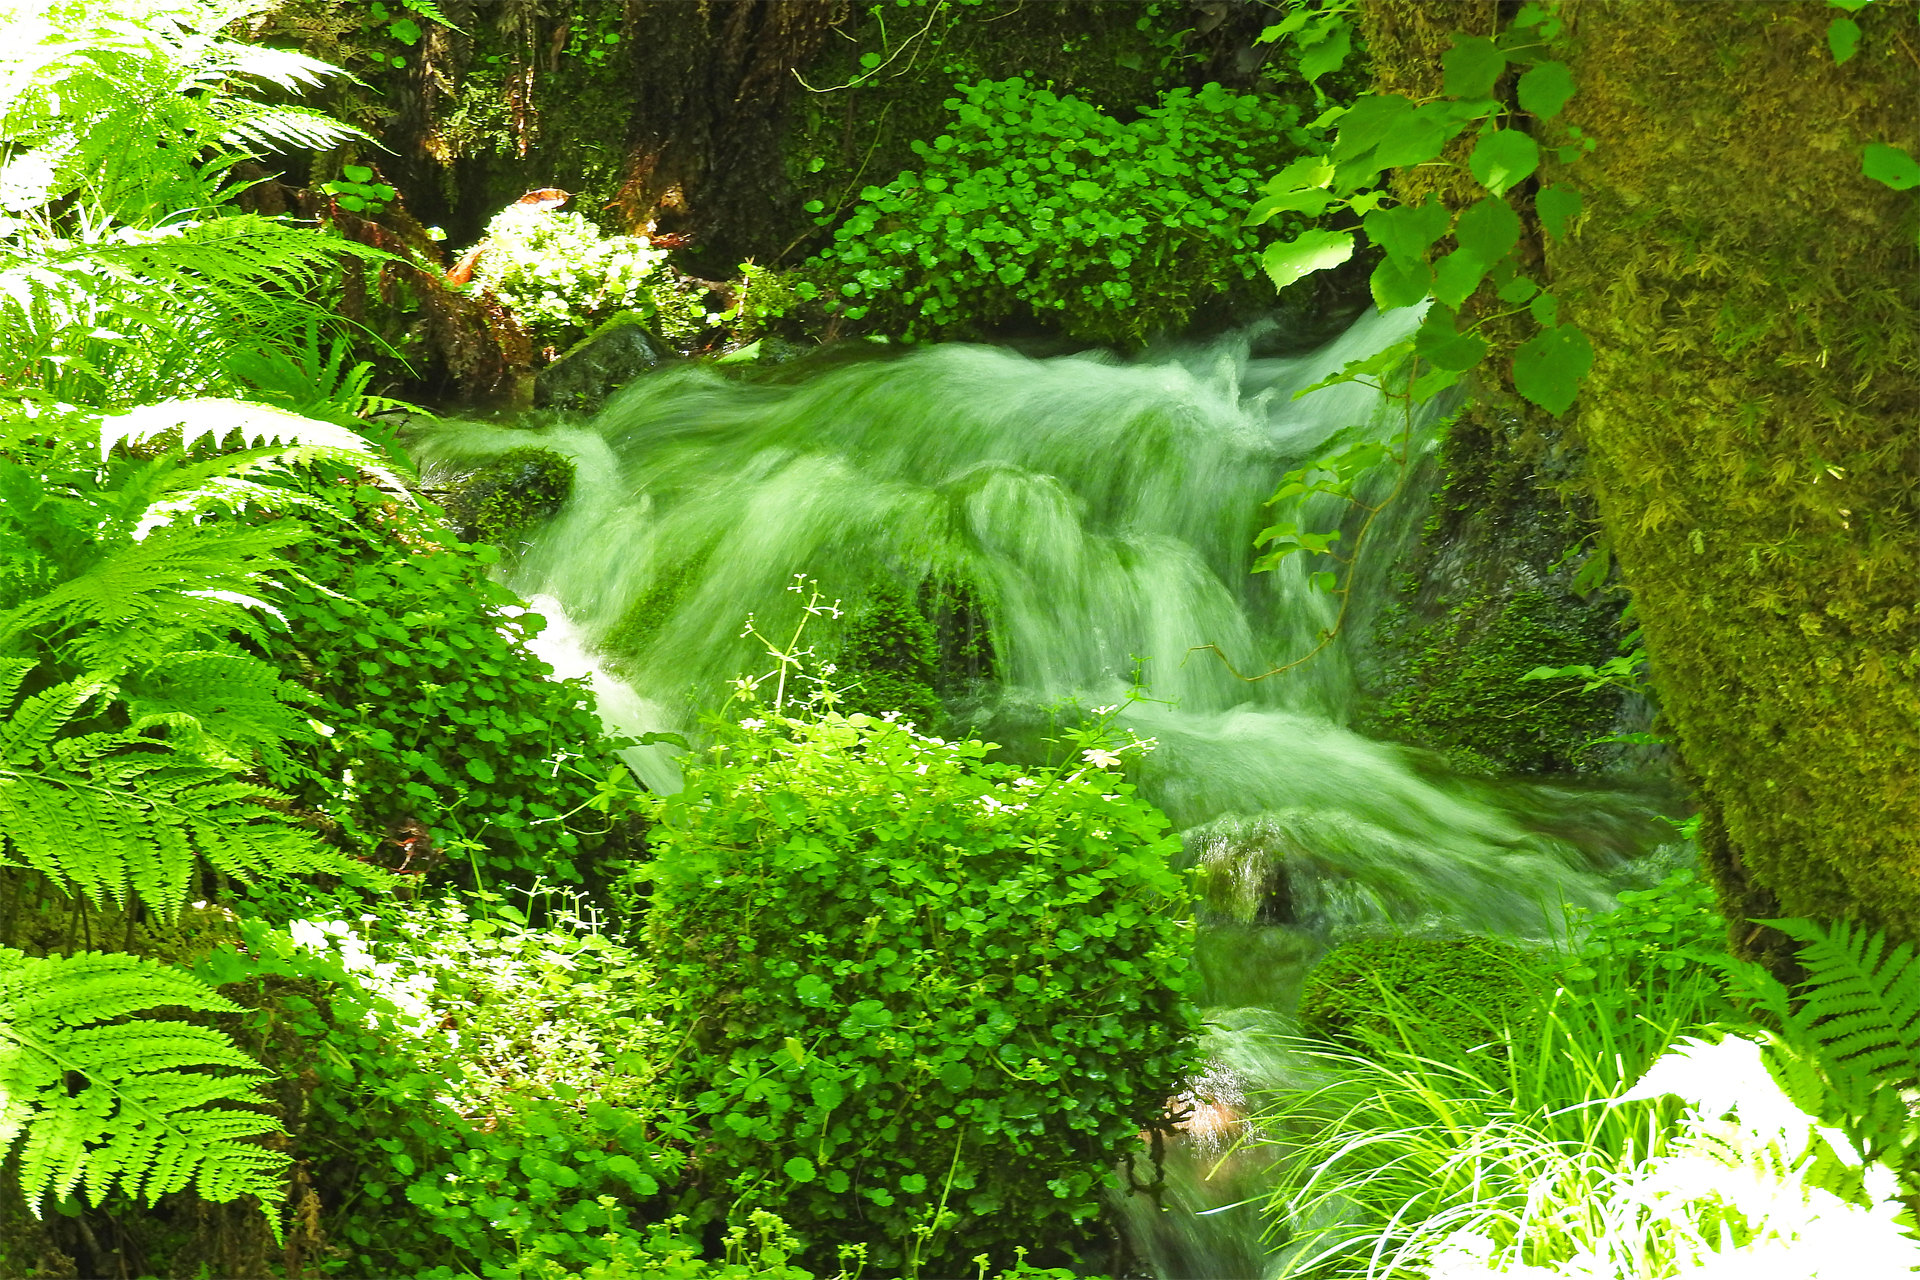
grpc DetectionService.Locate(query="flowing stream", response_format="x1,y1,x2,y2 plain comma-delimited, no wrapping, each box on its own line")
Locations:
416,312,1675,1278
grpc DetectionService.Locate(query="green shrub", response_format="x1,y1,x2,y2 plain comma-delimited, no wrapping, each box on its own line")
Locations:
1297,934,1545,1053
473,208,708,350
442,446,576,544
264,489,635,887
806,78,1305,346
199,891,690,1279
636,706,1199,1273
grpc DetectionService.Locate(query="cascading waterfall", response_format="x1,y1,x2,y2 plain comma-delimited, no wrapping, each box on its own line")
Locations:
415,311,1674,1278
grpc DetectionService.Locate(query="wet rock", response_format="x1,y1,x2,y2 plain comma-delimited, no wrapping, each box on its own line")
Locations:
441,446,574,544
532,314,670,412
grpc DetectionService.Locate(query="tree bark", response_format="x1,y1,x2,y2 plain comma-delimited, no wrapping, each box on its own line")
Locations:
1361,0,1920,949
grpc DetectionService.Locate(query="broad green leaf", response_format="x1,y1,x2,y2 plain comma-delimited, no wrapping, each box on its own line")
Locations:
1454,196,1521,265
1263,154,1336,193
784,1156,816,1183
1535,183,1583,239
1497,273,1540,303
1862,143,1920,191
1066,179,1104,200
1361,195,1451,264
1432,250,1490,307
1370,254,1431,311
1244,187,1336,226
1414,308,1488,373
1517,60,1576,119
1512,322,1594,415
1469,128,1539,196
1260,229,1354,291
1371,106,1458,169
1298,26,1352,80
1529,290,1560,328
1331,95,1416,162
1441,35,1506,99
1826,17,1862,64
1826,0,1872,9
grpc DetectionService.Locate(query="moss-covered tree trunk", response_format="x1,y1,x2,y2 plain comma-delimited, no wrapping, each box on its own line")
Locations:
1546,2,1920,949
1361,1,1920,948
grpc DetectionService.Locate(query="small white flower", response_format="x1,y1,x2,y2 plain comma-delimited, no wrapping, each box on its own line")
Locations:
740,717,766,730
1082,748,1123,769
1091,830,1109,840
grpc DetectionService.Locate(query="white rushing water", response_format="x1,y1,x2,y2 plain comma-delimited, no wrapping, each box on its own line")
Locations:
416,311,1672,1277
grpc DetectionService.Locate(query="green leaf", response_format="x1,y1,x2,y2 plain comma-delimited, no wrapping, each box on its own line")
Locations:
1469,128,1539,197
1827,17,1862,63
342,164,373,183
465,757,496,784
1453,196,1521,265
1371,107,1455,169
1512,323,1594,415
1535,183,1583,239
1441,35,1506,100
1245,187,1336,226
1361,195,1451,264
1066,180,1104,201
1414,312,1488,374
1298,25,1352,81
1331,95,1416,163
1260,229,1354,291
1863,143,1920,191
784,1156,816,1183
388,17,422,44
1497,274,1539,303
1529,290,1559,328
1517,60,1576,119
1369,254,1431,311
1432,250,1489,308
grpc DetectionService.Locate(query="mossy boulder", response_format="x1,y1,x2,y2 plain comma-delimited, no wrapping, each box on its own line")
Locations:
440,447,574,544
531,313,670,413
1298,933,1543,1052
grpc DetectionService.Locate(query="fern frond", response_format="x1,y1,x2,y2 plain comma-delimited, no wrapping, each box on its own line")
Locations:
0,521,301,666
0,665,366,921
121,649,314,770
1755,917,1920,1187
0,949,287,1232
1772,917,1920,1086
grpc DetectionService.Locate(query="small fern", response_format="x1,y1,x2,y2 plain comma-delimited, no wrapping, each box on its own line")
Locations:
1723,916,1920,1198
0,947,288,1230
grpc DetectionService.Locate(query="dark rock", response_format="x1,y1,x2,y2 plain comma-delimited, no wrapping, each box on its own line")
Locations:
532,316,669,413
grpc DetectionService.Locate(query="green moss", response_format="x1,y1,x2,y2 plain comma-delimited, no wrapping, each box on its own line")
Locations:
1298,933,1544,1052
441,447,574,545
601,555,706,679
832,577,997,731
1370,587,1624,776
1535,2,1920,946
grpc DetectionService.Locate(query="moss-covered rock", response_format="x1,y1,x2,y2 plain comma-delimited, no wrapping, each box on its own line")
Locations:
532,313,671,412
832,578,998,732
1298,933,1544,1051
440,447,574,544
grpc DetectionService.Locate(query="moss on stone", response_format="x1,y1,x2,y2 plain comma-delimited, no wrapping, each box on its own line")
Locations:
1298,933,1544,1052
601,554,707,680
832,577,998,731
1369,587,1624,776
440,447,574,545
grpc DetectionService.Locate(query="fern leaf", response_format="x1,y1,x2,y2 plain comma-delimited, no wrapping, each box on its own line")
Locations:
1772,916,1920,1083
102,397,413,503
0,677,101,763
0,949,287,1232
0,673,369,922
